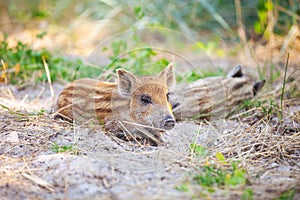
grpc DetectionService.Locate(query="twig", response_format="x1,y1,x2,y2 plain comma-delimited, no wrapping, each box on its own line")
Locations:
22,172,55,192
118,121,143,147
277,5,300,21
280,53,289,120
135,127,162,146
228,107,258,120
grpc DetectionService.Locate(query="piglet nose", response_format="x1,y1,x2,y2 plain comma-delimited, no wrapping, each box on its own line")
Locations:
162,115,175,130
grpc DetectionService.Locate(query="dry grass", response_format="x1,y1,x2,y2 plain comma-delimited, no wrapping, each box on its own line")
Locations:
1,67,299,199
212,114,300,197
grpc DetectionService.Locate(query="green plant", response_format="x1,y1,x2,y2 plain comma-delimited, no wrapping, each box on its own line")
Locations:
280,53,289,120
50,143,76,154
190,143,209,157
277,189,295,200
0,33,100,85
193,159,247,188
254,0,273,38
179,150,250,197
259,99,279,118
269,64,281,84
241,188,254,200
236,97,280,120
103,36,170,76
175,183,189,192
193,165,227,187
257,62,281,84
177,68,226,83
0,104,46,117
225,161,247,186
192,40,225,57
3,0,297,47
254,0,298,38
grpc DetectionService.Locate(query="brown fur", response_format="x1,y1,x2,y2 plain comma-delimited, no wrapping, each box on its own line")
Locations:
57,64,176,139
171,65,265,120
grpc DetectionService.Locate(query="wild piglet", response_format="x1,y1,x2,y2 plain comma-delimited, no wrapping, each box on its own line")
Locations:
57,63,176,144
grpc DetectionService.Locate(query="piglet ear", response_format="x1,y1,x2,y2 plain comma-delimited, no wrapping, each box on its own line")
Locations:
117,69,137,97
158,63,176,90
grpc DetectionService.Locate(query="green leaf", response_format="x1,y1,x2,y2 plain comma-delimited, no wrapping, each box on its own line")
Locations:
227,169,246,186
216,152,225,161
134,6,145,20
265,1,273,10
36,31,47,39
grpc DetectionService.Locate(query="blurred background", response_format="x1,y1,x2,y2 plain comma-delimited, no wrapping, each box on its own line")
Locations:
0,0,299,84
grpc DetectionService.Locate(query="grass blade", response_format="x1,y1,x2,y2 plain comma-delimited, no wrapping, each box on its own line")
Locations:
42,56,54,98
198,0,234,34
280,53,289,120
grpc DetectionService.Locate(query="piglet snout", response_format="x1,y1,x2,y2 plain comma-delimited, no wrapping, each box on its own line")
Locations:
161,115,175,130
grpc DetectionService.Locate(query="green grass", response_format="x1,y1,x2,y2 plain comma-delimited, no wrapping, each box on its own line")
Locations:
190,143,209,158
103,37,170,76
105,36,226,82
277,189,296,200
50,143,77,154
3,0,297,40
0,32,175,85
177,68,226,83
241,188,254,200
0,104,46,117
257,62,281,85
233,97,280,121
175,183,189,192
193,154,247,188
0,33,101,85
255,99,278,117
1,31,222,86
280,53,289,120
177,146,252,198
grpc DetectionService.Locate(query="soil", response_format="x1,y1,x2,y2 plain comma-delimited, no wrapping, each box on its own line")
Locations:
1,79,299,200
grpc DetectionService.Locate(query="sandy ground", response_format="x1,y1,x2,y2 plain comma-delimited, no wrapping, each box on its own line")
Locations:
1,79,299,200
0,83,216,199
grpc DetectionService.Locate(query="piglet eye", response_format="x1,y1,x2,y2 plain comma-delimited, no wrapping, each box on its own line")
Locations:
140,94,152,105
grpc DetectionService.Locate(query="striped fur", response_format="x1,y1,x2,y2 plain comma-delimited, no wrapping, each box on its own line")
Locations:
172,66,265,120
57,64,176,138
